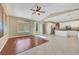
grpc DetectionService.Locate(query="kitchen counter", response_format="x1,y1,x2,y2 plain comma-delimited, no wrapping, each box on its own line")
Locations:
55,30,79,38
55,31,68,37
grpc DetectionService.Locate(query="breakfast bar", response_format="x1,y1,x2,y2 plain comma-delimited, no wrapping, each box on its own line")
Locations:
55,30,79,38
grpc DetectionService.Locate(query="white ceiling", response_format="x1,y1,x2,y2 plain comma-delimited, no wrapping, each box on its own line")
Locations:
45,10,79,23
3,3,79,22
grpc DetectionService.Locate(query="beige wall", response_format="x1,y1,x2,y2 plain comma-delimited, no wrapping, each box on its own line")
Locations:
0,4,9,50
33,21,55,35
33,21,43,35
42,23,55,34
60,21,79,29
8,16,35,38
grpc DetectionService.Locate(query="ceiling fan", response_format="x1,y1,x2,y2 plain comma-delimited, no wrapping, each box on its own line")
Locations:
30,6,45,15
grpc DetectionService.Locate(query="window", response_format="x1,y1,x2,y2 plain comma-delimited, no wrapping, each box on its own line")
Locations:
17,21,30,33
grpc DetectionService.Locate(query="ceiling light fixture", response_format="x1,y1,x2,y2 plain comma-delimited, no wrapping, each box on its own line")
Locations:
30,5,45,16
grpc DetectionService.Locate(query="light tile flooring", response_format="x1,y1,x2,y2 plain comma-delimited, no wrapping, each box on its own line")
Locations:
18,35,79,55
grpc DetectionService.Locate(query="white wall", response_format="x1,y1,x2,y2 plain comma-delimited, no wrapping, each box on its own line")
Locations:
9,16,35,38
60,21,79,29
33,21,43,35
33,22,55,35
46,23,52,34
45,23,55,34
39,22,43,35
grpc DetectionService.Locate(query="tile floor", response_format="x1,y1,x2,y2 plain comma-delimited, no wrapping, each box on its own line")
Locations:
18,35,79,55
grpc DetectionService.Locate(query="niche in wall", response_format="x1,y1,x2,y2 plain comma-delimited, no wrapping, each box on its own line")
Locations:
55,23,60,30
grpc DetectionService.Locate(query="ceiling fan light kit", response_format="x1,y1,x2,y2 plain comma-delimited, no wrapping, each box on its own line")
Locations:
36,12,40,15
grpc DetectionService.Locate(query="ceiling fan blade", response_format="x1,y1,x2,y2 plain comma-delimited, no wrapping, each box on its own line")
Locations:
32,12,36,14
37,6,39,8
37,6,41,10
30,9,36,11
39,11,45,13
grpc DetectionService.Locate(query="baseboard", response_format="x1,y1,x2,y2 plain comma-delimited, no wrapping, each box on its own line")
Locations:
8,34,34,39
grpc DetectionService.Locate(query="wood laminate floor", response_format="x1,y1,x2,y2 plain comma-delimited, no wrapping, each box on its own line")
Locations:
0,35,48,55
